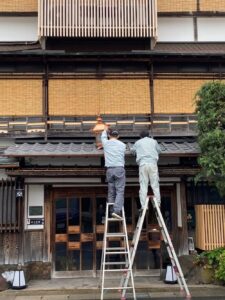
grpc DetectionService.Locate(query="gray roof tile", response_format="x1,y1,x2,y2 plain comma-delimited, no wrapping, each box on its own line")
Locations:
4,141,200,157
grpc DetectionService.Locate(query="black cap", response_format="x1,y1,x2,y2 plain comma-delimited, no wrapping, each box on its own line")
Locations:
108,128,119,137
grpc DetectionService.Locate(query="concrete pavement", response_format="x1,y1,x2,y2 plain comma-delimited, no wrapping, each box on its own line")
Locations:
0,277,225,299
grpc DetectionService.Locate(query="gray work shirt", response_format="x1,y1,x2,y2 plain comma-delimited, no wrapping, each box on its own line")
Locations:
101,130,126,167
131,137,161,166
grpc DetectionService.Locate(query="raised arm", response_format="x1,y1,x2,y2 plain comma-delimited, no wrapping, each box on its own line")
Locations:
101,130,108,147
130,142,137,155
155,140,161,154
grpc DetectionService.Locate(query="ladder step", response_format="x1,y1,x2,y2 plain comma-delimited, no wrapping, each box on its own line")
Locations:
106,251,128,255
106,247,126,251
104,268,131,272
103,287,133,290
107,218,124,222
106,233,126,237
105,262,127,265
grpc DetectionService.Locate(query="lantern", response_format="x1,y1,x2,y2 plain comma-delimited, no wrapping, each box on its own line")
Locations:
92,115,107,149
12,264,26,290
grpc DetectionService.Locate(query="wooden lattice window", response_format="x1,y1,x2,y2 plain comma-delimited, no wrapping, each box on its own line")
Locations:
0,179,21,232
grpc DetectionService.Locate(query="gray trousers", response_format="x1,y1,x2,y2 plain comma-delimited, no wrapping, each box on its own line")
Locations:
106,167,125,213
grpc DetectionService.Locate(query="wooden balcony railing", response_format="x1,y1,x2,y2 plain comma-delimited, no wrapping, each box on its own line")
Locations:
38,0,157,38
0,114,197,137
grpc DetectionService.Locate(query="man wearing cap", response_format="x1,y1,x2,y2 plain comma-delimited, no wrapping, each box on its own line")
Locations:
101,128,126,220
131,130,161,210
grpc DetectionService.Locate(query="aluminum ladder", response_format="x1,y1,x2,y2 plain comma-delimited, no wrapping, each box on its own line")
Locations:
150,196,191,298
119,195,150,300
100,203,136,300
120,196,191,299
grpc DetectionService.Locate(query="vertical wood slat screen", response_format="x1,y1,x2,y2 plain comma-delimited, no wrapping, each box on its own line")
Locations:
38,0,157,38
0,179,19,232
195,205,225,250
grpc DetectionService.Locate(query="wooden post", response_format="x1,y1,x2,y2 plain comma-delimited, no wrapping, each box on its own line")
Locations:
173,182,189,256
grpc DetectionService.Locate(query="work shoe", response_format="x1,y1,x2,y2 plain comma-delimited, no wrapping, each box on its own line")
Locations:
111,211,123,220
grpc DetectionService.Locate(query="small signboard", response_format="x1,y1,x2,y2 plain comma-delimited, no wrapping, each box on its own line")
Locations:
27,218,44,225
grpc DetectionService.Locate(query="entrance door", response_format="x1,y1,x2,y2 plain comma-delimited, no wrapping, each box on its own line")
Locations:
52,187,174,277
54,193,94,276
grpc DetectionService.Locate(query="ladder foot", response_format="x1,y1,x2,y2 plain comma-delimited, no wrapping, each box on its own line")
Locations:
121,297,126,300
186,294,192,299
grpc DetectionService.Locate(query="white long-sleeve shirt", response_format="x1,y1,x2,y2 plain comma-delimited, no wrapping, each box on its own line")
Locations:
101,130,126,167
131,137,161,166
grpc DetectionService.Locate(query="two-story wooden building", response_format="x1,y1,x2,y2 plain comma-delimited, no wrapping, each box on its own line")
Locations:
0,0,224,279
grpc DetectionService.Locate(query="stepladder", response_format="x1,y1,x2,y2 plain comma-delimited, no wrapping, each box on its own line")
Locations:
120,196,191,299
119,196,150,300
100,203,136,300
150,196,191,298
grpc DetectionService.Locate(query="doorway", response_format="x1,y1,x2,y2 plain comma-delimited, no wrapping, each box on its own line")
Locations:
52,187,174,277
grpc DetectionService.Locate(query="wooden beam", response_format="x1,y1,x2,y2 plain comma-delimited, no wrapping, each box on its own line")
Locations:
5,166,200,177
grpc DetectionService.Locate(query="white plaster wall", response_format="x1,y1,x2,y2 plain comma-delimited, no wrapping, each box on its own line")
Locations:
197,17,225,41
158,17,194,42
0,17,38,42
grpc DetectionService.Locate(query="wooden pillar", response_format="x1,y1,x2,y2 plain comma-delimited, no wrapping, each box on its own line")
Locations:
172,182,189,256
177,181,189,255
43,186,52,262
43,61,49,142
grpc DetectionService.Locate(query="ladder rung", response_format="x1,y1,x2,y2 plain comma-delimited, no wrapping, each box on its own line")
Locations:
106,233,126,237
106,251,128,255
105,262,127,265
107,218,124,222
106,247,126,251
103,287,133,290
104,268,131,272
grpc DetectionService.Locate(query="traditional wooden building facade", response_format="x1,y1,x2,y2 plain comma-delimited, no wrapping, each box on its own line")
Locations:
0,0,225,279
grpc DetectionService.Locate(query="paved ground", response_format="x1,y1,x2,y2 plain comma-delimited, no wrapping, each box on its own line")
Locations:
0,277,225,299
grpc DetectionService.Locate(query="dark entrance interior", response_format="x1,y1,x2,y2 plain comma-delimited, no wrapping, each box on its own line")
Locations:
52,187,174,277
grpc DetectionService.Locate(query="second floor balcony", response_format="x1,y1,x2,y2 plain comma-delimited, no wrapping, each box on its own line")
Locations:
0,114,197,138
38,0,158,39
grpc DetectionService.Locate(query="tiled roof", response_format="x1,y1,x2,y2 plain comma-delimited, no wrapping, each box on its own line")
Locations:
4,141,200,157
154,43,225,54
0,157,19,168
0,147,18,167
0,43,41,52
0,42,225,56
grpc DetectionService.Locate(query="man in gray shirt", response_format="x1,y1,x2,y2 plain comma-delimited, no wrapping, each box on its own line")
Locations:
101,128,126,220
131,130,161,210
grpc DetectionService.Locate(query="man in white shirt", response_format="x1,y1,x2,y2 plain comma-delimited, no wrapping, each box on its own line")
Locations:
101,128,126,220
131,130,161,210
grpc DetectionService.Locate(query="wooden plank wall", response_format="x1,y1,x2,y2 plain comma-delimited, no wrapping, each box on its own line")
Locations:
39,0,157,38
0,186,50,265
195,205,225,250
0,233,19,264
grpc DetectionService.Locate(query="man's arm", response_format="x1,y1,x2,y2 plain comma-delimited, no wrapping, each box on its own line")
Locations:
101,130,108,147
155,140,161,154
